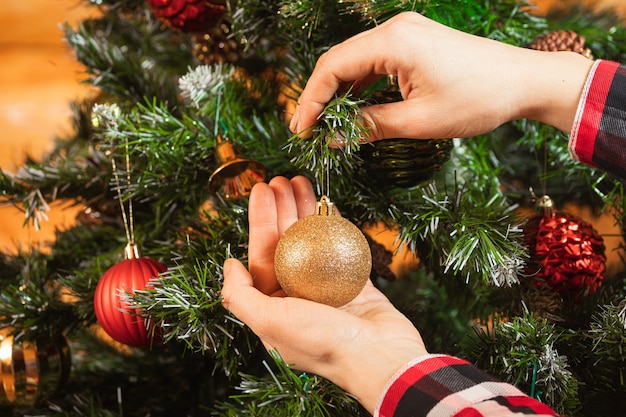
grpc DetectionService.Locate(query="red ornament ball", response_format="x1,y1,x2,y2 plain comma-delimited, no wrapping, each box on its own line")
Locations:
94,246,166,347
523,210,606,298
146,0,226,33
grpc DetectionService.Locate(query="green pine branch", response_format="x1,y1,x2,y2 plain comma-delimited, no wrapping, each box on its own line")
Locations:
581,299,626,403
285,93,368,190
460,312,581,415
0,143,111,231
62,7,192,107
1,0,625,415
213,350,364,416
124,205,254,373
394,179,527,286
0,250,78,339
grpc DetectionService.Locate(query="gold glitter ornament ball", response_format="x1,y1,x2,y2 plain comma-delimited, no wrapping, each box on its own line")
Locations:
274,196,372,307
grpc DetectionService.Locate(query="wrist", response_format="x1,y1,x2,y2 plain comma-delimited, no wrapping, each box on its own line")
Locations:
517,50,594,131
334,343,428,414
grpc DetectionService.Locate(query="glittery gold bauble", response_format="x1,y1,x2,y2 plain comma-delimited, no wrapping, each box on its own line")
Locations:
274,196,372,307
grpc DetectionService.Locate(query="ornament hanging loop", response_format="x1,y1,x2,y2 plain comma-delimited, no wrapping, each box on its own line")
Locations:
315,196,335,216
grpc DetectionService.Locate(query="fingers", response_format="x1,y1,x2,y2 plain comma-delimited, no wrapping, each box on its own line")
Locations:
247,182,281,295
290,176,316,217
290,30,390,136
221,258,276,337
222,258,291,340
289,12,486,141
222,257,347,366
322,100,449,146
248,176,317,295
268,177,300,235
289,13,426,137
221,258,254,308
356,100,450,141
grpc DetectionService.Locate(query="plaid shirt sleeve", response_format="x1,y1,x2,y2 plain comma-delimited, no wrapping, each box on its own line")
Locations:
374,355,558,417
569,59,626,183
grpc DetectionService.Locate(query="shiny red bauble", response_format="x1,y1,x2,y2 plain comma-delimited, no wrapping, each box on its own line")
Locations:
145,0,226,33
523,206,606,299
94,244,166,347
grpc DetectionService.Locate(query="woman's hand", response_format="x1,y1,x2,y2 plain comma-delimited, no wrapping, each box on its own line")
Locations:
290,12,593,141
221,176,428,413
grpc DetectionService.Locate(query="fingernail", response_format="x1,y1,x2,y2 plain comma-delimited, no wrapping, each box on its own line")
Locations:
289,107,300,133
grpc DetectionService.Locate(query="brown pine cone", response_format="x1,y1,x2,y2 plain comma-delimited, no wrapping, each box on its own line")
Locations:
528,30,593,59
192,22,241,64
364,233,397,282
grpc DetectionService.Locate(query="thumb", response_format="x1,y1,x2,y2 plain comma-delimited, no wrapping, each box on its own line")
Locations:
221,258,269,326
221,258,253,311
359,99,456,142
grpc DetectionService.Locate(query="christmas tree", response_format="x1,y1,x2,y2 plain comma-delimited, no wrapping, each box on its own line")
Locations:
1,0,625,416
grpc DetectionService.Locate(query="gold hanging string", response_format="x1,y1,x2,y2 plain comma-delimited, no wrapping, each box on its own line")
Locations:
110,137,135,246
124,137,135,244
321,143,330,196
327,160,330,199
214,89,222,137
319,136,331,199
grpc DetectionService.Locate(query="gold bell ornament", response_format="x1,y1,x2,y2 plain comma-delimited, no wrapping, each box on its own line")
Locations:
209,136,267,200
0,329,71,407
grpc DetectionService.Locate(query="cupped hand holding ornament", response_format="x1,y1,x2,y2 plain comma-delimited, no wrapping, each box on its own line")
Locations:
221,176,428,414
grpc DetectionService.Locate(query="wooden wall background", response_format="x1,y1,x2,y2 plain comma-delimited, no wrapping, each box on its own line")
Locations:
0,0,624,276
0,1,98,253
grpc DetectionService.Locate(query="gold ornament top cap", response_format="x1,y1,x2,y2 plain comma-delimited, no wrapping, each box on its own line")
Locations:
536,197,555,216
124,242,141,260
530,188,555,217
315,196,335,216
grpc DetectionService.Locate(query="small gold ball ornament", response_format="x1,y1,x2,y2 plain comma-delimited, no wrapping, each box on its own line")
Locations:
274,196,372,307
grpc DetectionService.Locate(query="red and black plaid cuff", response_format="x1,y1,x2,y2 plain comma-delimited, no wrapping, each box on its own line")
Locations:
375,355,557,417
570,60,626,182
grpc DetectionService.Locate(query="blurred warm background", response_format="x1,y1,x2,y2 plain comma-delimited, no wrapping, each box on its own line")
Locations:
0,1,99,253
1,0,625,268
